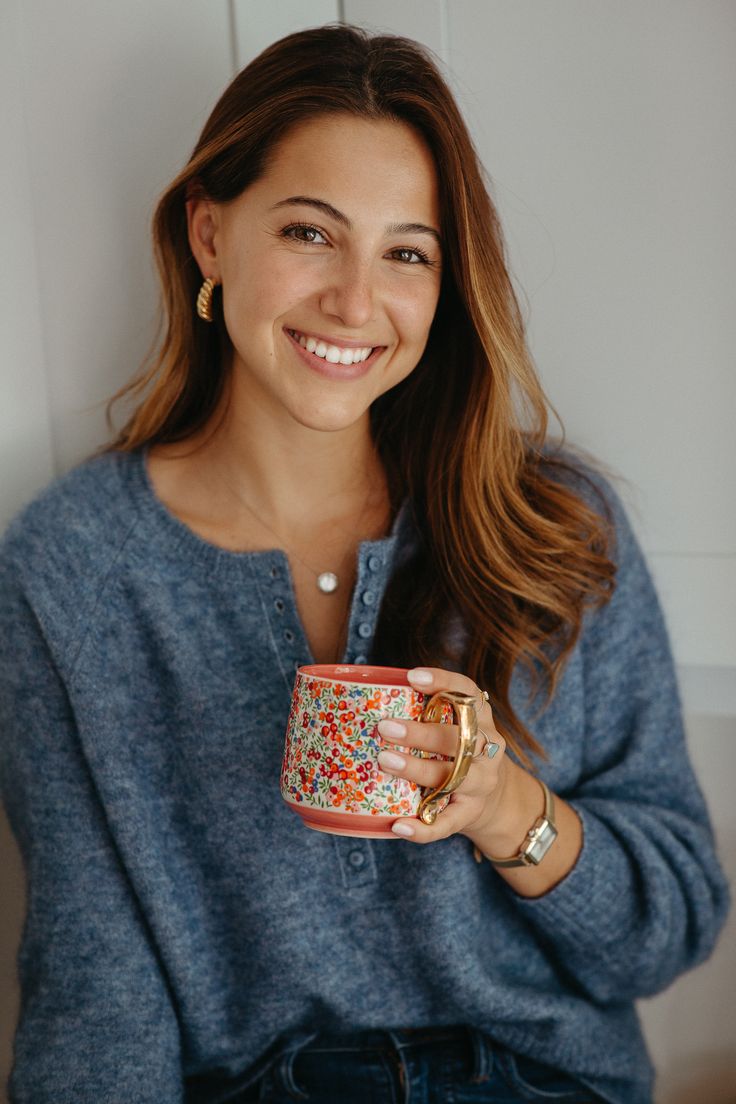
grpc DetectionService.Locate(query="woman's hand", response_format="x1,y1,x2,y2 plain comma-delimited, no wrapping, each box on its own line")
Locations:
378,667,583,897
376,666,508,844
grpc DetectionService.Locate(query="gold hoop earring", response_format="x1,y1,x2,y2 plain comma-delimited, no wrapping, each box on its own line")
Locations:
196,277,218,322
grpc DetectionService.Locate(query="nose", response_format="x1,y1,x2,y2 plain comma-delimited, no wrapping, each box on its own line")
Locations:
319,253,376,329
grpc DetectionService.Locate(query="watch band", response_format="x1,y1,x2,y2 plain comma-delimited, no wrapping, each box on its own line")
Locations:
473,778,558,868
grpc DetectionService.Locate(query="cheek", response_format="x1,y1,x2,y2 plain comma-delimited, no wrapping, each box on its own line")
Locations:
395,282,440,348
222,253,316,330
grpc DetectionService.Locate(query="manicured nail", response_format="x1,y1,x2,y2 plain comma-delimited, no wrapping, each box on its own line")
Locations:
392,821,415,837
407,668,433,686
378,750,406,771
378,719,406,739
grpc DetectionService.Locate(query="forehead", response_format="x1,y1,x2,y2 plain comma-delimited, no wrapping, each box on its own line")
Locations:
253,113,440,226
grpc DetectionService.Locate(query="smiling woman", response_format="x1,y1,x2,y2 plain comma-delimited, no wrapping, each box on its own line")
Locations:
181,114,442,439
0,22,729,1104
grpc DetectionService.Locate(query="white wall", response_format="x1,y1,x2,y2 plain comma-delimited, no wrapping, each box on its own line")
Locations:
1,2,734,1101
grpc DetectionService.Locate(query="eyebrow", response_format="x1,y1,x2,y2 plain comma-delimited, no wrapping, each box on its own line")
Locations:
271,195,442,248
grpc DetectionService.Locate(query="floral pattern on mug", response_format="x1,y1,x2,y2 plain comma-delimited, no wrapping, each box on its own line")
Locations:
281,674,448,818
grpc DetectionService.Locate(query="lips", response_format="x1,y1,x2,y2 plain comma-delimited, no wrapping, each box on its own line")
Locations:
284,324,386,381
286,328,377,367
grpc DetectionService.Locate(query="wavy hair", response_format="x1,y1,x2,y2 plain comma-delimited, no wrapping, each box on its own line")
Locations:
107,24,617,763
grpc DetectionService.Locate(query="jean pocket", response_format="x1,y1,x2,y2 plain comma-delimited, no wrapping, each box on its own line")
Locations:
496,1051,598,1102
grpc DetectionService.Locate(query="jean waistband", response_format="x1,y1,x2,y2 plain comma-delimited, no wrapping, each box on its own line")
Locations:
272,1024,494,1092
302,1025,468,1051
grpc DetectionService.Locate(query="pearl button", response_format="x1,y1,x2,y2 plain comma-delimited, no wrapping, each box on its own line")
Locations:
358,623,372,639
367,555,381,572
348,850,366,869
361,590,376,606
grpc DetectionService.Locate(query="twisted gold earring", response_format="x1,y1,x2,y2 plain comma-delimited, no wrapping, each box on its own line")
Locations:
196,277,218,322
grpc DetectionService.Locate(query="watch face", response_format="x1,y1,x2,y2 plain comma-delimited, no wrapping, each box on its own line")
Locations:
525,819,558,864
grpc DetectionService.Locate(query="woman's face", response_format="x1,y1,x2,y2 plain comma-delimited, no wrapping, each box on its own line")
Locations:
188,113,442,435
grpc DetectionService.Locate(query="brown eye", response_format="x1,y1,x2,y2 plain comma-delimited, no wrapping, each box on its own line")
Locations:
390,247,430,265
282,223,326,244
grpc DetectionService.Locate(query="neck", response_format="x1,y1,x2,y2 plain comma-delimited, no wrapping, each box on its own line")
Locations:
182,385,390,536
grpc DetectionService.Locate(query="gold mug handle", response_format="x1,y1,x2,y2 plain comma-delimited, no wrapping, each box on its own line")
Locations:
416,690,478,825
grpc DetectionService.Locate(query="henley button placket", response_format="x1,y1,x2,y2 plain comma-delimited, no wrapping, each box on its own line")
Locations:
346,550,386,663
264,558,305,670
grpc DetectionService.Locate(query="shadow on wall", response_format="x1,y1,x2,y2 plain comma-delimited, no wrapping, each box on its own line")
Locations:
662,1067,736,1104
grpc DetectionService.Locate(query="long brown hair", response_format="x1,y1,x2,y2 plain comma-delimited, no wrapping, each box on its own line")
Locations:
108,24,617,762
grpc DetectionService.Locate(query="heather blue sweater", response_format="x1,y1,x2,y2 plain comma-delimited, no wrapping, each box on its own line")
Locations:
0,449,729,1104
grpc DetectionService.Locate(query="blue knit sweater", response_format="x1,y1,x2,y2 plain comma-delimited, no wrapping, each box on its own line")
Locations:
0,449,729,1104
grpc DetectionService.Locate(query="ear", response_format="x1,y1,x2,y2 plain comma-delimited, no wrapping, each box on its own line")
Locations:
186,193,220,280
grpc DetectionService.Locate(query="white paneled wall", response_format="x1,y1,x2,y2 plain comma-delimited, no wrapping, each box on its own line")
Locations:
0,2,55,522
232,0,338,67
446,0,736,685
5,0,236,490
1,2,734,1102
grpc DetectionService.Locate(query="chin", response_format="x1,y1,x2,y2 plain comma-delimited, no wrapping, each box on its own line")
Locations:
290,400,371,435
296,413,367,435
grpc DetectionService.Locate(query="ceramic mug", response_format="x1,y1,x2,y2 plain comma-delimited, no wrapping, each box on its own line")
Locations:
281,664,478,838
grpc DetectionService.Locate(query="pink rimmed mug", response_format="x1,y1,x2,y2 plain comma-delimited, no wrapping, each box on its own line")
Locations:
280,664,478,838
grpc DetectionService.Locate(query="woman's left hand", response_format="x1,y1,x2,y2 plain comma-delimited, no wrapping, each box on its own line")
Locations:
377,666,508,843
381,668,584,898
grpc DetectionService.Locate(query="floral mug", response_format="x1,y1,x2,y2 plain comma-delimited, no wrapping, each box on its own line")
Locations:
281,664,478,838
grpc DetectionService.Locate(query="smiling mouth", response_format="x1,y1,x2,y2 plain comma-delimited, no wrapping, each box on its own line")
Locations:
287,329,376,366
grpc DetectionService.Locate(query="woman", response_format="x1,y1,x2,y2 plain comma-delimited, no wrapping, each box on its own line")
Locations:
0,24,728,1104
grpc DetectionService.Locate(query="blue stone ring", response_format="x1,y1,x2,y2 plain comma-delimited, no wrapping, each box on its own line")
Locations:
473,728,501,761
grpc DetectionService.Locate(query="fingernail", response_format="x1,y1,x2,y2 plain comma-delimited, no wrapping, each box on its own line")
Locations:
392,821,415,837
407,668,433,686
378,719,406,739
378,750,406,771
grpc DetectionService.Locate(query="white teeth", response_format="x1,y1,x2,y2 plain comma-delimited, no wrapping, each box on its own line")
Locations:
290,330,374,365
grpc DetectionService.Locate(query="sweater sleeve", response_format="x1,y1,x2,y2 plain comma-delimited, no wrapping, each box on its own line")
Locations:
0,556,183,1103
510,474,730,1004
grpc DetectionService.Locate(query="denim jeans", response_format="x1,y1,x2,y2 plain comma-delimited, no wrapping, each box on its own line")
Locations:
237,1026,604,1103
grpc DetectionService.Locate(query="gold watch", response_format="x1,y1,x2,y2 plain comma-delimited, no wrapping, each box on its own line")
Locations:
475,778,558,868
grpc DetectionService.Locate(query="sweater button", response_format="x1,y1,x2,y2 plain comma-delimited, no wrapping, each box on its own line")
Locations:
361,590,376,606
348,849,366,869
367,555,381,572
354,655,368,665
358,623,372,639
